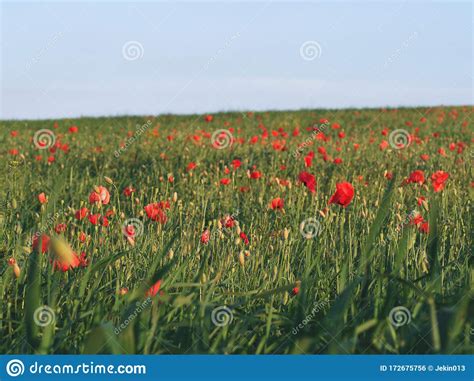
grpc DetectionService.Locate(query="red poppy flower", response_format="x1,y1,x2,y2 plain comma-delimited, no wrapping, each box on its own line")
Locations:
222,215,236,228
379,140,389,150
53,253,81,272
419,221,429,234
50,244,87,272
124,224,136,237
333,157,343,165
89,186,110,205
239,232,249,245
79,232,87,243
88,214,101,225
406,170,425,185
78,252,88,267
105,209,115,218
431,171,449,192
32,233,50,254
298,171,316,193
328,182,354,208
201,229,210,244
250,171,262,179
420,154,430,161
187,162,197,171
54,223,67,233
38,192,48,204
123,186,136,197
220,178,231,185
145,279,162,297
204,115,213,122
69,126,78,133
144,203,167,224
304,151,314,167
272,140,285,151
411,214,425,226
231,159,242,170
75,207,89,220
270,197,284,210
417,196,426,206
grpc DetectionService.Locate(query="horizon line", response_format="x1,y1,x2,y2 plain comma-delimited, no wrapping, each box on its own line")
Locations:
1,103,472,123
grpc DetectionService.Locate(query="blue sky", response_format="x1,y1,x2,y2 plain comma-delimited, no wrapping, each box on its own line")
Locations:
1,1,472,120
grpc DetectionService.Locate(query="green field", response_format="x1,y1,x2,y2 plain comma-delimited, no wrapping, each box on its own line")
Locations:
0,106,472,354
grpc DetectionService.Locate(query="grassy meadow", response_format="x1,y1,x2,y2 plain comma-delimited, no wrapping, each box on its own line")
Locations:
0,106,472,354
